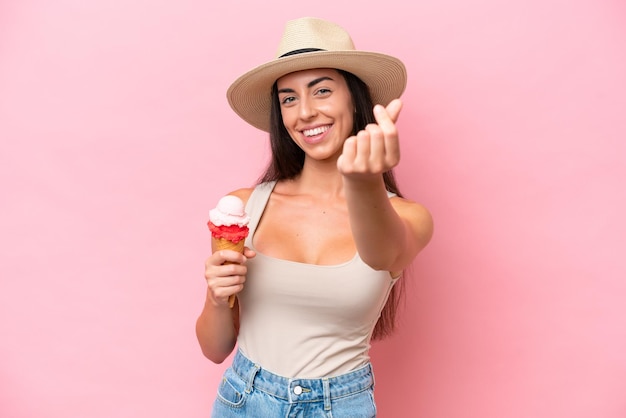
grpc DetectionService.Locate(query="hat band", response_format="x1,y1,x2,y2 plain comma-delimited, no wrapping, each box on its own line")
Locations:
279,48,325,58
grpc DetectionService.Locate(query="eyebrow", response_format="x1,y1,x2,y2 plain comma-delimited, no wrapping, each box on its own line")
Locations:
277,76,334,94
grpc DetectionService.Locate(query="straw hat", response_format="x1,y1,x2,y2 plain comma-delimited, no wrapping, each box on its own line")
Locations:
226,17,407,132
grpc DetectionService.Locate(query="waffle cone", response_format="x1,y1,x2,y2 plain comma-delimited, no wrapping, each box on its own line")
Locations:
212,237,245,308
213,237,246,255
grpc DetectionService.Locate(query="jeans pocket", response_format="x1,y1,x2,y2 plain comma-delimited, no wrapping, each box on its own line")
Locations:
367,388,378,417
332,388,377,418
216,368,248,408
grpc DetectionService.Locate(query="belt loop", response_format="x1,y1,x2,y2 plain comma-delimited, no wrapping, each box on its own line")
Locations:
245,363,261,394
287,378,294,403
322,378,331,411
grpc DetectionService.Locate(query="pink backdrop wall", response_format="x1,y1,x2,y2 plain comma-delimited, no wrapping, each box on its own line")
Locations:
1,1,624,417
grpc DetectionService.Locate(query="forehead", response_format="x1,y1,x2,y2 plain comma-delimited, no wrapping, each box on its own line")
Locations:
276,68,344,88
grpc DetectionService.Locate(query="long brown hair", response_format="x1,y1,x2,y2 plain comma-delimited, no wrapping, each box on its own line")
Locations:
258,69,405,340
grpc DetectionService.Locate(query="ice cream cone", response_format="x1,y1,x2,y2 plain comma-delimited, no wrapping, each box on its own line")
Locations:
213,237,246,308
208,195,250,309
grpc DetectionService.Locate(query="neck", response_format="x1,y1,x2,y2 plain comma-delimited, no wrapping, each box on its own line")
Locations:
291,157,344,198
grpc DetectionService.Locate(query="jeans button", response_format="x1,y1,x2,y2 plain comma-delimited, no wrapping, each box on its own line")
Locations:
293,385,303,395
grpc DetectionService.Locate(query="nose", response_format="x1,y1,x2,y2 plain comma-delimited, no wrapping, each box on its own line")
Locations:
298,97,317,120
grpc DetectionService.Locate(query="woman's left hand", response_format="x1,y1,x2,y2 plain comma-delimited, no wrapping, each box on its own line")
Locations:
337,99,403,178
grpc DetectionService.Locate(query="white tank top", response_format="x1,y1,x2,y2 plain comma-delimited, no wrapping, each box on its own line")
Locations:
237,181,399,378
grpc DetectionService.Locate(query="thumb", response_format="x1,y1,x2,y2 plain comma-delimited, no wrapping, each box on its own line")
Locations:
385,99,403,123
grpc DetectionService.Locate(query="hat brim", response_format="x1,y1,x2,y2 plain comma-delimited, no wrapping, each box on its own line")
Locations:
226,50,407,132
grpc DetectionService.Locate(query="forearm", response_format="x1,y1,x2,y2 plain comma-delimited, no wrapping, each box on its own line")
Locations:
343,175,410,271
195,288,238,363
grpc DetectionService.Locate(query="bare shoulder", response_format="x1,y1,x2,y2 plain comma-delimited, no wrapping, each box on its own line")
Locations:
390,197,434,251
228,187,255,205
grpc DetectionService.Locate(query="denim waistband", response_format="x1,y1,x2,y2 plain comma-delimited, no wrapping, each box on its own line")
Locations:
231,349,374,406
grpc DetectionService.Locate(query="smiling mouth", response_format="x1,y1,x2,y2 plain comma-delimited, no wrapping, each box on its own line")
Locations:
302,125,331,137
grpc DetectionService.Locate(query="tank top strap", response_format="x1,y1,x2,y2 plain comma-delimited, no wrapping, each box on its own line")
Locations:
244,181,394,245
244,181,276,245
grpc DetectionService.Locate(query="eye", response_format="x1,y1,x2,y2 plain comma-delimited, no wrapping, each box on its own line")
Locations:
280,96,296,105
315,88,331,96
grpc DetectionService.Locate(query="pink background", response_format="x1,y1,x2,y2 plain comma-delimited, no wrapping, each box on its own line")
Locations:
1,1,625,417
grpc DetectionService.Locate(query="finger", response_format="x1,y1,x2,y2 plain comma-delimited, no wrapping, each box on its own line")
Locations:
209,280,244,305
205,263,241,285
354,130,371,168
365,123,385,171
374,101,401,168
207,273,242,288
373,99,401,128
222,275,246,297
213,249,247,265
243,247,256,259
338,136,357,172
372,105,394,140
204,261,246,306
385,99,403,123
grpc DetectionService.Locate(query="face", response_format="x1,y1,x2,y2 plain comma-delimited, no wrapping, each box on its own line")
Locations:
276,68,354,161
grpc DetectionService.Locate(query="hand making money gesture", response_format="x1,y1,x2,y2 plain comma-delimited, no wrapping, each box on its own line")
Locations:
337,99,403,178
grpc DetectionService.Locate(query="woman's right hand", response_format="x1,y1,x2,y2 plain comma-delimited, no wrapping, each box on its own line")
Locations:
204,248,256,307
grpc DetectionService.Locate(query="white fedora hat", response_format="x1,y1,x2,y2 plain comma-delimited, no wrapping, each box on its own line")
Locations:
226,17,407,132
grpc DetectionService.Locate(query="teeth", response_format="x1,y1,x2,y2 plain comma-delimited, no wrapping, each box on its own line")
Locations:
303,126,329,137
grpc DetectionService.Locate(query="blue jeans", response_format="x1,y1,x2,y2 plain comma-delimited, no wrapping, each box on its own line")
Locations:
211,349,377,417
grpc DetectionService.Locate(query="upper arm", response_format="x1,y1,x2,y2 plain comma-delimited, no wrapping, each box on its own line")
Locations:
390,197,434,269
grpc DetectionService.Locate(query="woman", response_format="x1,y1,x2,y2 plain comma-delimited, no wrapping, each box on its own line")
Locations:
196,17,433,417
